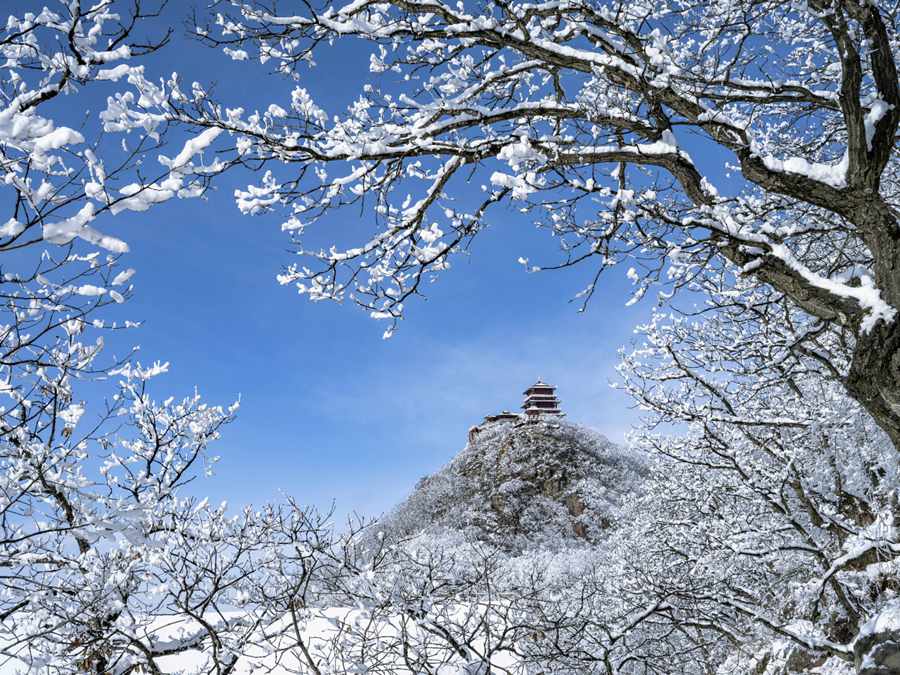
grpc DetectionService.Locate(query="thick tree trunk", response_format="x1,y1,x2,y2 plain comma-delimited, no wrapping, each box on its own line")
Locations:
844,204,900,453
847,322,900,452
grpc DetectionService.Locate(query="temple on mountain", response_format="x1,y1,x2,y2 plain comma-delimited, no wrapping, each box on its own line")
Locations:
468,379,564,442
522,379,564,418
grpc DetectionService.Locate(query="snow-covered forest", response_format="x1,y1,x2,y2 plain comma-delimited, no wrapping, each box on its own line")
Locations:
2,0,900,672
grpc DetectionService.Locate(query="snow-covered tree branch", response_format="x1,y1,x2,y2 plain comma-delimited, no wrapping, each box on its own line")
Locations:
617,275,900,672
114,0,900,448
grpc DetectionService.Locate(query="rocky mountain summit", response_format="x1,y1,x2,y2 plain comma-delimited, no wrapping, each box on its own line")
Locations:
379,411,647,552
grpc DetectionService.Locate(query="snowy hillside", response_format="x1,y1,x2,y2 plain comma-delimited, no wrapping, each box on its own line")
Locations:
377,417,647,551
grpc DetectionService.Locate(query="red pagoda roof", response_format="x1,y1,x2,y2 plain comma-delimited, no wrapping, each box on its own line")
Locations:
522,379,555,395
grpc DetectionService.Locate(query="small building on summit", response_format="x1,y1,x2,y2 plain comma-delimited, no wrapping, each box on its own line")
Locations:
522,379,564,418
483,410,520,424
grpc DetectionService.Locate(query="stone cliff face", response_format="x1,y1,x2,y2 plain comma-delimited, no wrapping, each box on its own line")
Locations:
379,418,647,552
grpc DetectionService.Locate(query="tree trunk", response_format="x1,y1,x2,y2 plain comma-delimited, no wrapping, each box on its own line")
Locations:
845,202,900,454
847,321,900,452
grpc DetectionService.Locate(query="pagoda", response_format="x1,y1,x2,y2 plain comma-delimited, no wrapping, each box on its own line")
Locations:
522,379,564,418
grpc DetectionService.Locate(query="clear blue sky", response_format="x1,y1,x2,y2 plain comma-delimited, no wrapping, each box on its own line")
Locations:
32,2,663,518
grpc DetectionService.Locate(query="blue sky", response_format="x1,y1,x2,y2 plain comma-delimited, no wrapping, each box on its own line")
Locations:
32,2,660,518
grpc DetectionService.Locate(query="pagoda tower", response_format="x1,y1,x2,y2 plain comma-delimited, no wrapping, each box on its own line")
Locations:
522,379,563,418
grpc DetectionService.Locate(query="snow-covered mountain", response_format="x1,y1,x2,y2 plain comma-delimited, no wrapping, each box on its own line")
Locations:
377,416,647,552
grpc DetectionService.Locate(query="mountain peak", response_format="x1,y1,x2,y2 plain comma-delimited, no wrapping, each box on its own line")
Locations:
379,416,647,552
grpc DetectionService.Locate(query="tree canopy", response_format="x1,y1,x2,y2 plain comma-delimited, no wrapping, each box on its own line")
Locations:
2,0,900,672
